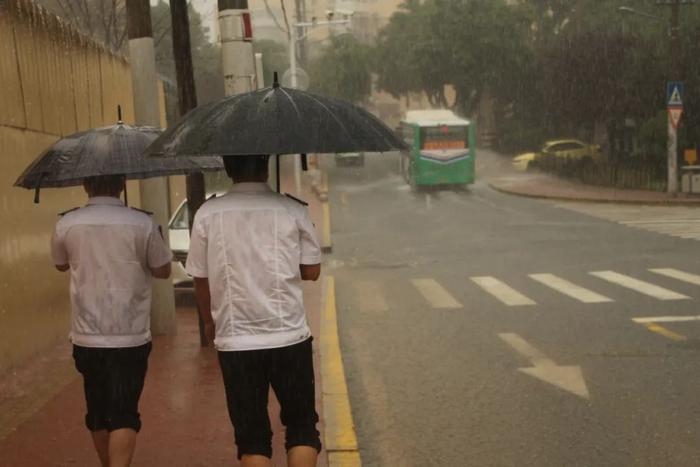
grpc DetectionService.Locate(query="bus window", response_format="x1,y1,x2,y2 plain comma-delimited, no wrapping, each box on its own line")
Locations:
421,126,468,150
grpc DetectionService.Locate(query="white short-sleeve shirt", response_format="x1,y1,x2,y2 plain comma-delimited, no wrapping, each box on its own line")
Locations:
51,196,173,348
186,183,322,351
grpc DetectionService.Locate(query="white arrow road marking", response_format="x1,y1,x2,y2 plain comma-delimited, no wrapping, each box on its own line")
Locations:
471,276,536,306
498,333,590,399
590,271,690,300
529,273,612,304
649,268,700,286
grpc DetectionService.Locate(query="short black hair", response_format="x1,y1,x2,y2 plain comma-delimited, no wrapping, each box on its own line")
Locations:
224,155,270,180
83,174,125,196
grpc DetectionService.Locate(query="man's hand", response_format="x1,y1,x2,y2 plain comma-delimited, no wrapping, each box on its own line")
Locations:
300,263,321,281
194,277,215,347
204,322,215,344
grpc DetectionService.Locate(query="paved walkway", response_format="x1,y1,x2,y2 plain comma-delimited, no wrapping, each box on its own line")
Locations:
489,172,700,205
0,173,329,467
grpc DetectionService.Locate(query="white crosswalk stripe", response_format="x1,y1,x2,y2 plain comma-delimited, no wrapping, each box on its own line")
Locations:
529,273,612,303
355,280,389,312
470,276,536,306
590,271,690,300
649,268,700,286
410,278,462,309
554,202,700,241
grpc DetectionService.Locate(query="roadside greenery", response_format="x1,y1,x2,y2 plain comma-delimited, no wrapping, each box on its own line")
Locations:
374,0,700,161
308,35,372,104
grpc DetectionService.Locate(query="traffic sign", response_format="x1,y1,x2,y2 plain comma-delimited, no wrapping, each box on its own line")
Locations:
685,149,697,165
669,107,683,129
667,82,683,107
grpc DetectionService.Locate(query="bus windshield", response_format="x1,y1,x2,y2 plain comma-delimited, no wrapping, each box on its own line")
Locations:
421,125,468,150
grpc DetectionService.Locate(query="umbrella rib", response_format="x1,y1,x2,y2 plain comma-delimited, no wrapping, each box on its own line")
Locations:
301,93,355,144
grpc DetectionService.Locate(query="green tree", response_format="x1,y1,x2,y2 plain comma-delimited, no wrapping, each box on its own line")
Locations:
309,35,372,104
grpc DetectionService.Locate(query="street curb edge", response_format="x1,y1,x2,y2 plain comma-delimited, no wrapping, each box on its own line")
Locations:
320,276,361,467
488,181,700,206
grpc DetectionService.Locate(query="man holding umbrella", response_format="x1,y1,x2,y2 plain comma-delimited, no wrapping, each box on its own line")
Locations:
186,155,322,467
51,174,173,467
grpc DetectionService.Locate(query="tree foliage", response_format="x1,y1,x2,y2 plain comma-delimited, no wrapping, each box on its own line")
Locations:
373,0,700,154
37,0,224,115
309,35,372,104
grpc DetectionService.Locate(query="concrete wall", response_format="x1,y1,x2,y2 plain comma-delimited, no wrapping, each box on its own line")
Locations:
0,0,171,373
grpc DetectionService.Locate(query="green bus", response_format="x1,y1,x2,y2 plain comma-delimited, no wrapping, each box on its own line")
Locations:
399,110,476,188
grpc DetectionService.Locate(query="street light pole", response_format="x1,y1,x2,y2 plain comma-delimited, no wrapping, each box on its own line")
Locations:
288,16,351,195
667,0,681,193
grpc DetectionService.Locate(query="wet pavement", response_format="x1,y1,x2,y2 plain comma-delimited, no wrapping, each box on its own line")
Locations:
326,150,700,466
0,171,328,467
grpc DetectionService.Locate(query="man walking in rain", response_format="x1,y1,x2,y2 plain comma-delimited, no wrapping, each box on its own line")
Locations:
186,155,322,467
51,174,172,467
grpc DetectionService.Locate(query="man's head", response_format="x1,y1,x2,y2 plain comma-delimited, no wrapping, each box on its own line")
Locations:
83,174,126,198
224,155,270,183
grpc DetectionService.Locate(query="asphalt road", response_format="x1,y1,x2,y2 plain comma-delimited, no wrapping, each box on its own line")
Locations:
325,150,700,467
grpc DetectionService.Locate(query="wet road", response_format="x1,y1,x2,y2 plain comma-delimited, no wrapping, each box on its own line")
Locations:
325,150,700,467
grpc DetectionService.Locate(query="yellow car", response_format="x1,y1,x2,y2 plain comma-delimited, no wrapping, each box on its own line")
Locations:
513,139,601,171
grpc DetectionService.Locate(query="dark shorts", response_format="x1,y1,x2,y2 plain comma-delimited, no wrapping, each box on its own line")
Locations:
72,342,151,433
218,337,322,459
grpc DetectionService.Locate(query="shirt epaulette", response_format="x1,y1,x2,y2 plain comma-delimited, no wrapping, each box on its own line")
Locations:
130,207,153,216
284,194,308,206
58,207,80,217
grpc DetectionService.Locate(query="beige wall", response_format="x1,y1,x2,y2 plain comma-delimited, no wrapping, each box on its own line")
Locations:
0,0,168,372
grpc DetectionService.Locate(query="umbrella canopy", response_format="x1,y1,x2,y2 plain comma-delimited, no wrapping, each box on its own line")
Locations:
145,73,407,158
14,122,223,190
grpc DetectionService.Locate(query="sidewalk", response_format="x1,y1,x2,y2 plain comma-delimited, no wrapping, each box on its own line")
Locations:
489,172,700,205
0,174,330,466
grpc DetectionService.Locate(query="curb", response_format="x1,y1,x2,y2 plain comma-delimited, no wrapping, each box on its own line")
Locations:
321,202,332,253
320,276,361,467
488,180,700,206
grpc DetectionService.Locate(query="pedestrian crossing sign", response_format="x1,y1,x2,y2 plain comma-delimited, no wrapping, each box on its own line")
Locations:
667,82,684,107
669,107,683,129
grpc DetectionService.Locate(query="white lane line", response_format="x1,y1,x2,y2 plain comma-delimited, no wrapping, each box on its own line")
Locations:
529,273,612,304
355,280,389,312
471,276,536,306
650,268,700,286
590,271,690,300
410,278,462,309
632,315,700,323
623,219,700,225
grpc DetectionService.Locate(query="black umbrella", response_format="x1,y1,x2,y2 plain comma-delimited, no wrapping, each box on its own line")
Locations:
15,110,223,203
145,73,407,190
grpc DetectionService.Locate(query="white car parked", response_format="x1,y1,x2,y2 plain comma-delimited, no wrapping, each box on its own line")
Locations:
168,193,225,288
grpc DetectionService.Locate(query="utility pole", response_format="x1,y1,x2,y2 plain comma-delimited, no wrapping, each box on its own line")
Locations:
169,0,208,345
219,0,256,95
125,0,176,336
667,0,681,193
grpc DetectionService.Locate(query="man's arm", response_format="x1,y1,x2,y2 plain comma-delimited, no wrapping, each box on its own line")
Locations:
150,262,171,279
193,277,215,343
300,263,321,281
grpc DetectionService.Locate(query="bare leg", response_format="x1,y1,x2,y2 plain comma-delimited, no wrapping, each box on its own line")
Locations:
241,454,272,467
90,430,110,467
288,446,318,467
108,428,137,467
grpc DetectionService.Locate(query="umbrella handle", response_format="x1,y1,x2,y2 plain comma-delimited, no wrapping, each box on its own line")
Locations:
301,154,308,171
33,172,46,204
276,155,281,193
